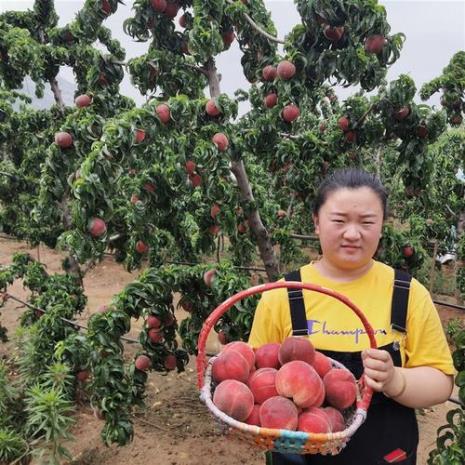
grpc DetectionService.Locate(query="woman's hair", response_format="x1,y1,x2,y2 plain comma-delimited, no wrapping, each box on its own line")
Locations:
313,168,388,219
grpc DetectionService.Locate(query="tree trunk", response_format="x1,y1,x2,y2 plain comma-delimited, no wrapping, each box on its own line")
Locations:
59,195,83,284
204,59,280,281
50,77,65,112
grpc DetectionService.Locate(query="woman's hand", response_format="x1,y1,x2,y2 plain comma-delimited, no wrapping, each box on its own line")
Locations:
361,348,401,394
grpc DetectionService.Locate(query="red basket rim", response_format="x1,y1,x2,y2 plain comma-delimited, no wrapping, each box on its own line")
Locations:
196,281,377,411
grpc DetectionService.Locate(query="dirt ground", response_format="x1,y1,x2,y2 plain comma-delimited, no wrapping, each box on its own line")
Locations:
0,237,461,465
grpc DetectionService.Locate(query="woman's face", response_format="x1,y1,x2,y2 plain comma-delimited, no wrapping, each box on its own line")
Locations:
312,187,384,271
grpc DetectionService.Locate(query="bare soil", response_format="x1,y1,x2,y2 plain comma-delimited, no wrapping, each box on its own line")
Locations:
0,237,460,465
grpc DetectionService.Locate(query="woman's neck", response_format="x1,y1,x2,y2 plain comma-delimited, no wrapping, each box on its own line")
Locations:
314,258,374,282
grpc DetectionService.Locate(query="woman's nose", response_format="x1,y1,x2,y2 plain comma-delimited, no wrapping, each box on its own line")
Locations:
343,225,361,240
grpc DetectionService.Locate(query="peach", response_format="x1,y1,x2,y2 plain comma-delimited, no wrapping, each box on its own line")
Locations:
212,350,250,384
323,406,345,432
259,396,298,430
245,404,261,426
223,341,255,371
247,368,278,404
213,379,254,422
312,351,332,378
298,409,331,434
255,343,280,369
276,360,324,408
323,368,357,410
278,337,315,365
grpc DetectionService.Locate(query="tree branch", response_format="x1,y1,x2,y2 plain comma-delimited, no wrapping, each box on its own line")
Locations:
353,103,376,129
3,292,140,344
225,0,285,44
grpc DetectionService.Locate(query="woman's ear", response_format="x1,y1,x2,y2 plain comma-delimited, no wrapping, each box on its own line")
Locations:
312,213,320,235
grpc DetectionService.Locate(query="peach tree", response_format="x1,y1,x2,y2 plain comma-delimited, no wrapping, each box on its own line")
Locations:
0,0,464,459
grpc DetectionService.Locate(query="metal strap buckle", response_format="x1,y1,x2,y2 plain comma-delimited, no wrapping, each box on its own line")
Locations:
391,323,406,333
292,329,309,336
393,279,411,289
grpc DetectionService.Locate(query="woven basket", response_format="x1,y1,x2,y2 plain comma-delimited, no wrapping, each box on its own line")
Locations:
196,281,377,456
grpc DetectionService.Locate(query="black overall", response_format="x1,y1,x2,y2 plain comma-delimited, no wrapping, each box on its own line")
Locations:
269,269,418,465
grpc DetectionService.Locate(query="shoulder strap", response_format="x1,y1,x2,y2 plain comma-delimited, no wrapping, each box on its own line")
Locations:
391,269,412,333
284,269,308,336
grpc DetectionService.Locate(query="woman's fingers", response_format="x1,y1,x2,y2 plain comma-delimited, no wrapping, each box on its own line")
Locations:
362,348,392,362
364,367,390,382
362,357,388,372
363,375,384,392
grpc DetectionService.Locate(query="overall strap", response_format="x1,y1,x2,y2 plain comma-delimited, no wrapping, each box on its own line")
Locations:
391,269,412,333
284,269,308,336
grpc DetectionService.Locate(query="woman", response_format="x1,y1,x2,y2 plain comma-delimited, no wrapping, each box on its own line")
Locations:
248,168,454,465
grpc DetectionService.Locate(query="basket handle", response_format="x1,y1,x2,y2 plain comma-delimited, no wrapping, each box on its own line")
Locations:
196,281,377,410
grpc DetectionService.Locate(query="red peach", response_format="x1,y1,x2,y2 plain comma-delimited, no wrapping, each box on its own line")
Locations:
255,343,280,369
210,203,221,219
393,106,410,121
212,350,250,383
203,269,216,287
245,404,261,426
164,354,177,370
222,30,235,47
323,406,345,432
205,99,220,116
77,370,90,382
189,173,202,188
298,409,331,433
178,13,187,28
147,315,161,328
281,104,300,123
264,93,278,108
223,341,255,371
312,351,332,378
208,224,220,235
164,1,179,19
148,328,164,343
185,160,196,174
248,368,278,404
144,182,156,192
364,34,386,54
237,222,247,234
259,396,298,430
54,131,73,149
135,240,149,254
276,360,324,408
156,103,170,124
213,379,254,422
278,337,315,365
277,60,296,80
134,128,146,143
75,94,92,108
135,355,151,371
323,368,357,410
338,116,350,132
323,25,344,42
212,132,229,151
262,65,277,81
88,217,107,238
150,0,167,12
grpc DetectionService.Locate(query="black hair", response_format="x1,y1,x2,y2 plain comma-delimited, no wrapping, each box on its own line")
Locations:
313,168,388,219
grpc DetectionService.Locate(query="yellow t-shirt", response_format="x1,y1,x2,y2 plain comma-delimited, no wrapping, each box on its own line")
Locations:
248,260,454,375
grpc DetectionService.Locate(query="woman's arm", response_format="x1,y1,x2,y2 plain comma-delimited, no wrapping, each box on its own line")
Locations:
362,348,454,408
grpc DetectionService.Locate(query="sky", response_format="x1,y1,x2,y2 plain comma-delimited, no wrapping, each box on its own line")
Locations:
1,0,465,110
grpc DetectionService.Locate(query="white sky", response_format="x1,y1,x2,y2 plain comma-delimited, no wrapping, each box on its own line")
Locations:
1,0,465,109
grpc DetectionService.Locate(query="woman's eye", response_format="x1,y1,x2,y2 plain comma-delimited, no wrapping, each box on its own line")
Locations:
332,219,344,223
